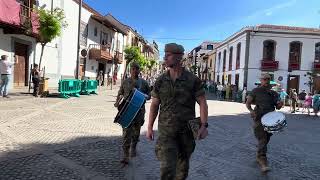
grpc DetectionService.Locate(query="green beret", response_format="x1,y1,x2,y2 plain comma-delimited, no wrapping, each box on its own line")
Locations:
165,43,185,54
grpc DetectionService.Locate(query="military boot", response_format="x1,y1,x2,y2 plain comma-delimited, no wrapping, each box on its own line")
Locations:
130,143,137,157
120,149,130,167
256,156,271,172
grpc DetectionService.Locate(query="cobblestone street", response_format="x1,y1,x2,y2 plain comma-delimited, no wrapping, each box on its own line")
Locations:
0,88,319,180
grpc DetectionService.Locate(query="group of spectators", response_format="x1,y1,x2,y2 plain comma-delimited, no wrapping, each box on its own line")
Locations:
279,89,320,116
204,81,247,103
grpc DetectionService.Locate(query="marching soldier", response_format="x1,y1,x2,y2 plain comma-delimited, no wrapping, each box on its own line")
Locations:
114,62,151,166
147,43,208,180
246,73,283,172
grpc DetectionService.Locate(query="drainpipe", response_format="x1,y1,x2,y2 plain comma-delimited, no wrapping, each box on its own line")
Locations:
243,30,251,89
75,0,82,79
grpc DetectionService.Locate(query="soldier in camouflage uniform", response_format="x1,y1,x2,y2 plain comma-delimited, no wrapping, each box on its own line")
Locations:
246,73,283,172
146,43,209,180
114,62,151,166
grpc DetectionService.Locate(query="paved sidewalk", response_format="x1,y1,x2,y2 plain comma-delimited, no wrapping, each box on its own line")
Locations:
0,89,319,180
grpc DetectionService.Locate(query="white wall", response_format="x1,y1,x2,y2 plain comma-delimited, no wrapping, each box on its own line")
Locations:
214,33,247,89
248,32,320,92
0,29,37,89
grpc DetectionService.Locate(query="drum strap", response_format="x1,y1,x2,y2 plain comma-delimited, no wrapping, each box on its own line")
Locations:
128,78,143,91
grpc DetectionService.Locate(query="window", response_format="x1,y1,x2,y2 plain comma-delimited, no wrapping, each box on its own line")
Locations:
94,27,98,36
223,50,226,72
100,32,108,45
315,42,320,62
263,40,276,60
207,45,213,50
289,41,302,62
228,46,233,71
236,43,241,69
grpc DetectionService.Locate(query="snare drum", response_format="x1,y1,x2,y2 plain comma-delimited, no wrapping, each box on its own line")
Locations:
261,111,287,133
114,88,147,128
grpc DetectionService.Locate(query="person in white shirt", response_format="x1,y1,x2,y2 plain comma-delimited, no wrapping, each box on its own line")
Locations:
0,55,17,98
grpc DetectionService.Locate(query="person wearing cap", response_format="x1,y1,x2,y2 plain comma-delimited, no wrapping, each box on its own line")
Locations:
147,43,208,180
279,89,288,108
114,62,151,166
0,55,17,98
297,89,307,111
246,73,283,172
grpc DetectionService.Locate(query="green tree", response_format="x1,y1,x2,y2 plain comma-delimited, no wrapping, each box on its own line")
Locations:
124,46,146,78
146,58,157,76
38,8,67,69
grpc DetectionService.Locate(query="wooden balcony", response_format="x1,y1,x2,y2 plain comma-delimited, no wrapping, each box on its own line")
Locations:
0,1,38,36
313,62,320,71
114,51,123,64
89,44,112,61
288,61,300,71
261,60,279,71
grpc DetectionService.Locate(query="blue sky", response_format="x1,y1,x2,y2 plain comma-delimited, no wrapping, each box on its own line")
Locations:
84,0,320,59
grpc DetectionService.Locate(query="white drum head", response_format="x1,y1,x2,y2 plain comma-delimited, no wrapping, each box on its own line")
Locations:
261,111,285,126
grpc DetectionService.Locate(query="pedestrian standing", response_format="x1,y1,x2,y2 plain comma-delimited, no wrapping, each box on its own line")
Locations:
0,55,17,98
242,87,247,103
96,70,104,87
302,93,312,115
114,62,151,166
31,64,40,97
246,73,283,172
279,89,288,107
290,89,298,113
147,43,208,180
313,91,320,117
297,90,307,111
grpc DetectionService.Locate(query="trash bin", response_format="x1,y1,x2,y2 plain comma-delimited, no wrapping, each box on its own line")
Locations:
39,77,50,97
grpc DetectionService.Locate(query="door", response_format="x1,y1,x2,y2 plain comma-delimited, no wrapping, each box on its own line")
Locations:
14,43,29,87
287,75,300,93
314,76,320,93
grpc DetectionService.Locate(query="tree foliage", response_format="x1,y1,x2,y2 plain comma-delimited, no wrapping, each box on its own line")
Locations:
38,8,67,68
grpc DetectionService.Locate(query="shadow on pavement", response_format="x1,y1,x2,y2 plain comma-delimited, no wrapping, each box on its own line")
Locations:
0,136,125,179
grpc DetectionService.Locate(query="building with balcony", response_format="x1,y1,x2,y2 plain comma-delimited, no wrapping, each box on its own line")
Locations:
215,24,320,92
0,0,39,88
187,42,219,79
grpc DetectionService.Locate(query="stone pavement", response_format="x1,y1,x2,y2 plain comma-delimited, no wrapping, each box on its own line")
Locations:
0,88,319,180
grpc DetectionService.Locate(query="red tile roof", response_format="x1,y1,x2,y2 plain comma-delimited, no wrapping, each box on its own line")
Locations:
255,24,320,33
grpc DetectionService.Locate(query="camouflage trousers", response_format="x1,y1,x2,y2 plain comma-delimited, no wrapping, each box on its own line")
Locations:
122,119,144,157
155,128,195,180
253,114,272,159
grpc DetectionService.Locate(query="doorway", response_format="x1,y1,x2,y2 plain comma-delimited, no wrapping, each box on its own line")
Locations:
98,62,106,85
287,75,300,93
14,42,29,87
314,76,320,93
235,74,239,88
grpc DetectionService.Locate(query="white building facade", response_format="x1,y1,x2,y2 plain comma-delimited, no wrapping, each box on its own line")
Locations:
215,25,320,92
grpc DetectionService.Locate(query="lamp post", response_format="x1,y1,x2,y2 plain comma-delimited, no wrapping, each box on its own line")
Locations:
75,0,82,79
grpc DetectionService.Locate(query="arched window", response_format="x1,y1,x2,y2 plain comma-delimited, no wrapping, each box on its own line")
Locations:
288,41,302,70
223,50,227,72
263,40,276,60
236,43,241,69
315,42,320,62
228,46,233,71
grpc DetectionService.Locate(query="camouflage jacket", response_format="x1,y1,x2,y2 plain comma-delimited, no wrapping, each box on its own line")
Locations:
249,85,279,115
152,69,205,132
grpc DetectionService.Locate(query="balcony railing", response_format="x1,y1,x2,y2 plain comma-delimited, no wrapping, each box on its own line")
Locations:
114,51,123,64
288,61,300,71
89,44,112,61
261,60,279,71
313,62,320,71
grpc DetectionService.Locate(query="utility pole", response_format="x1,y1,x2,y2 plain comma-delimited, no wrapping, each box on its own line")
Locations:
75,0,82,79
